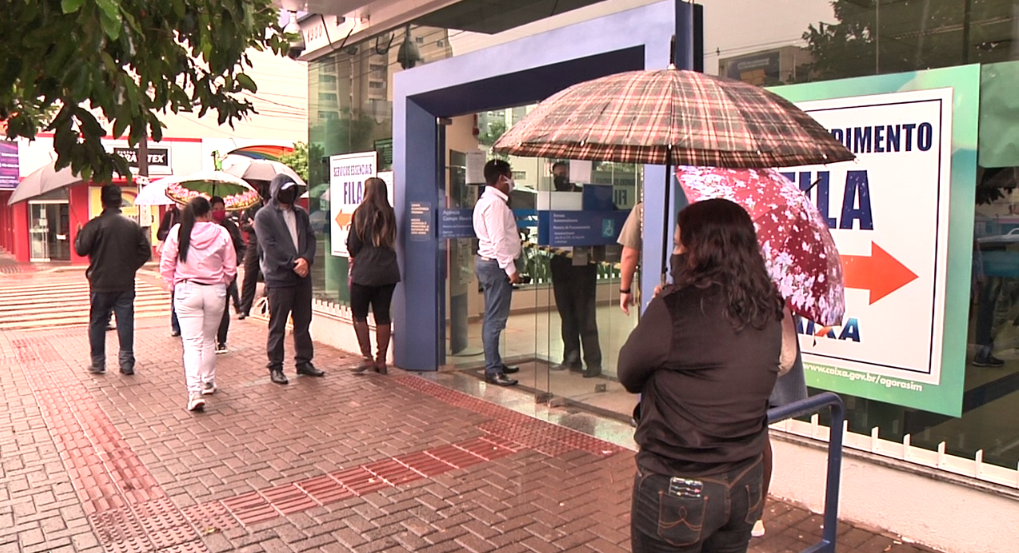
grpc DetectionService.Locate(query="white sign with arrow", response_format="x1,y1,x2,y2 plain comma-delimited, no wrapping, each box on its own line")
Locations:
782,88,952,386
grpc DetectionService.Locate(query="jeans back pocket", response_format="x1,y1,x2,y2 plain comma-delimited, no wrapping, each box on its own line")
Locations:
743,477,765,525
657,490,708,547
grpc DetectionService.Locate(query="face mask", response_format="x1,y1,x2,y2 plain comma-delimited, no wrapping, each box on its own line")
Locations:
212,209,227,223
670,252,689,281
553,175,571,192
277,188,297,205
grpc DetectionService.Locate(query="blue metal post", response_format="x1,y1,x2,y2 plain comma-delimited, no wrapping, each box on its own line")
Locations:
768,392,845,553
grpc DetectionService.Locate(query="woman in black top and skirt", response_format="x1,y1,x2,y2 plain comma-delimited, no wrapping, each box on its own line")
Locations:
619,198,796,553
347,177,401,374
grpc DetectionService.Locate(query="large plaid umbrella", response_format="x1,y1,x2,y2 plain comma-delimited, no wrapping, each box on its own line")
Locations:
677,166,845,326
492,68,854,280
493,68,853,167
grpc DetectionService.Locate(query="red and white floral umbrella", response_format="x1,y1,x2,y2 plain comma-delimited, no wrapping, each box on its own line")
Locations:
676,166,845,326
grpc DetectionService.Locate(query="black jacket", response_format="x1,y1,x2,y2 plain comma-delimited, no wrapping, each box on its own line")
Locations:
220,218,245,260
74,208,152,292
618,285,781,477
157,206,180,242
346,212,400,287
239,201,262,236
254,175,315,288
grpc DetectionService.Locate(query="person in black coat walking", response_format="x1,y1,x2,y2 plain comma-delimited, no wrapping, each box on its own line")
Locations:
74,185,152,375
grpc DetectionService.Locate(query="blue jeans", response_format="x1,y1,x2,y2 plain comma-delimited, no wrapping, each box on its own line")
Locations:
89,290,136,370
475,258,513,376
631,457,764,553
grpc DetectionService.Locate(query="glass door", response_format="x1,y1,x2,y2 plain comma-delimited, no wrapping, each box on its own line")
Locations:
29,203,49,261
540,161,644,418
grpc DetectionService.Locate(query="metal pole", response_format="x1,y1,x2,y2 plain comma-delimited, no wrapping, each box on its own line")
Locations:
137,134,150,229
768,392,846,553
661,147,672,286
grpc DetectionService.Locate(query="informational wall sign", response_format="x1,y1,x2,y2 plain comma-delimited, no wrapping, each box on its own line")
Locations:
438,208,476,239
771,65,979,416
0,140,18,190
329,151,377,257
410,202,432,242
465,151,487,185
546,210,630,246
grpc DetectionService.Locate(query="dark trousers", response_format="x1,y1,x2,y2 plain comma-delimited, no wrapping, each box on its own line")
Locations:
266,279,314,370
171,292,180,333
89,290,136,369
238,240,261,316
350,283,396,324
976,277,998,347
550,255,602,369
217,279,239,345
631,457,764,553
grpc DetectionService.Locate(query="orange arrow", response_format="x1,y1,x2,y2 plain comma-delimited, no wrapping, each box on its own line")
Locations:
334,211,352,228
842,242,918,304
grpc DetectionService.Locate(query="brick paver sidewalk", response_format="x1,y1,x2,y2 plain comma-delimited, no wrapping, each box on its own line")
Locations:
0,313,941,553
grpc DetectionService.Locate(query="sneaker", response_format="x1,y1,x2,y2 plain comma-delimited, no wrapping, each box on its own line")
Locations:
751,520,766,538
171,330,181,337
216,343,228,354
973,354,1005,368
202,381,217,395
187,394,206,412
88,364,105,375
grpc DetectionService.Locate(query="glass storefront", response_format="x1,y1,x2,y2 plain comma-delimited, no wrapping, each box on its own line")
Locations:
308,25,454,304
306,0,1019,477
702,0,1019,472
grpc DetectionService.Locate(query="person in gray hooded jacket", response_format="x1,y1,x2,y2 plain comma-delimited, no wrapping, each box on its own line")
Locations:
255,174,325,384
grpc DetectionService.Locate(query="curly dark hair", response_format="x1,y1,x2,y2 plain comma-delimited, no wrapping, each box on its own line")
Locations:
673,198,784,331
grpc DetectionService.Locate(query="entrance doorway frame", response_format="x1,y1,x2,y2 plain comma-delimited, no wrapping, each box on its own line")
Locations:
392,0,692,371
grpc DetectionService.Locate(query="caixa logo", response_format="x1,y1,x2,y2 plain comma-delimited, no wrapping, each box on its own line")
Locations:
797,318,861,342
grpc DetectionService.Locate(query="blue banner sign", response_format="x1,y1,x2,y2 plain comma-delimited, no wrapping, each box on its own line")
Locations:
543,210,630,247
409,202,432,242
438,208,476,239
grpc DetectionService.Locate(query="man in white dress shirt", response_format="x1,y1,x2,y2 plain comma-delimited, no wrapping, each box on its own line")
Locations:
473,159,522,386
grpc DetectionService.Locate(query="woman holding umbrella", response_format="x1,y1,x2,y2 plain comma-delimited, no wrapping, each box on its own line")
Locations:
619,199,796,552
160,197,238,412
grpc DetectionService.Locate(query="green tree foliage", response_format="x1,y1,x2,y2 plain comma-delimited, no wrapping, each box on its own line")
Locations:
479,120,507,147
0,0,291,183
280,141,309,183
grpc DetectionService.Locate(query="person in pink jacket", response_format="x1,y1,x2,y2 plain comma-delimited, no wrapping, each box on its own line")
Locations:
160,197,238,412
